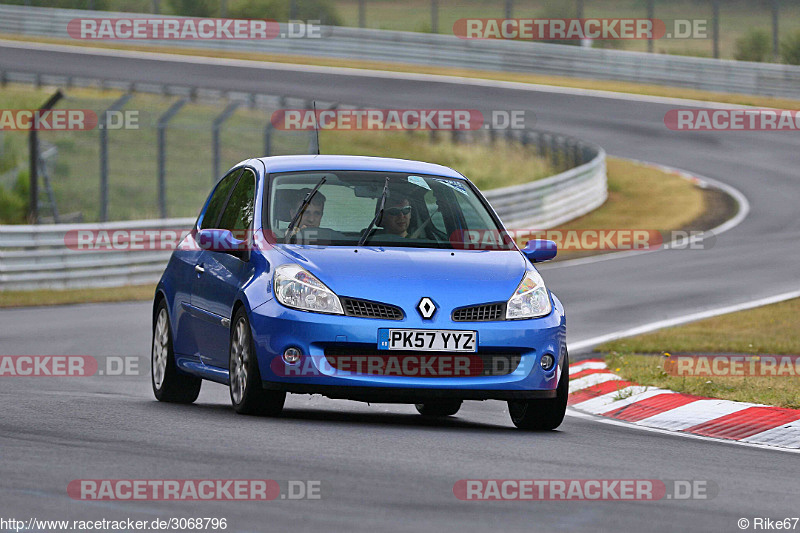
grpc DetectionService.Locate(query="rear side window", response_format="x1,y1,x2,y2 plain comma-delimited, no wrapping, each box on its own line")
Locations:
200,168,243,230
218,170,256,231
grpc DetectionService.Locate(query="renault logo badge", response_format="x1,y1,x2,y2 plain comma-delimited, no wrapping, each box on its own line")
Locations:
417,297,437,319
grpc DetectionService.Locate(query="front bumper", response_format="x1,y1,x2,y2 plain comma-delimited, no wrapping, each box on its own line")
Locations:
249,294,566,401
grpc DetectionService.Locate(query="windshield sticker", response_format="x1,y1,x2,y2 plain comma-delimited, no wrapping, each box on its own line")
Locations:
433,178,469,196
407,175,432,190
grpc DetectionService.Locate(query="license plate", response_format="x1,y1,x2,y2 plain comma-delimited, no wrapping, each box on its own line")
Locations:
378,329,477,352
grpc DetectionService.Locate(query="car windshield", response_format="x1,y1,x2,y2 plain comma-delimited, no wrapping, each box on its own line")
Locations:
267,170,509,249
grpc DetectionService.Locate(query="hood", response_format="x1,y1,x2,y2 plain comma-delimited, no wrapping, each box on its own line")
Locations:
272,245,530,313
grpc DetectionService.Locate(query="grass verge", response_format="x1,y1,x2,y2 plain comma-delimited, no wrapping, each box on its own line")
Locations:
0,284,156,308
547,157,707,261
599,298,800,409
3,34,800,111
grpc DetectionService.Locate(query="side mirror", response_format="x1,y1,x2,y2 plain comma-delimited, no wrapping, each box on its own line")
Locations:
196,229,248,258
522,239,557,263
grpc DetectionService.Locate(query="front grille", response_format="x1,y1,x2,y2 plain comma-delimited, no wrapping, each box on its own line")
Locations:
341,297,404,320
324,346,520,377
452,303,505,322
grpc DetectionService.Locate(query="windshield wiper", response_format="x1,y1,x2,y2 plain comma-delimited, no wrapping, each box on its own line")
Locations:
358,176,390,246
285,176,326,243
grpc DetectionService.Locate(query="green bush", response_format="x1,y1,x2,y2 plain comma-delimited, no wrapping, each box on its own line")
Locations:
0,0,110,8
166,0,217,17
229,0,341,26
734,29,771,62
780,31,800,65
0,170,29,224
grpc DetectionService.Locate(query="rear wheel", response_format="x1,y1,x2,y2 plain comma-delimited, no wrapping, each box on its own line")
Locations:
415,400,462,417
508,352,569,430
151,301,201,403
229,308,285,416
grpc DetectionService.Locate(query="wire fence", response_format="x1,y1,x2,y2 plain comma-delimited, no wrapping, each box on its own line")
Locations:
27,89,315,222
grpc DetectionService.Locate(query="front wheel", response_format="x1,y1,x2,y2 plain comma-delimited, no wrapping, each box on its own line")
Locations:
229,308,285,416
508,352,569,430
151,301,201,403
415,400,462,417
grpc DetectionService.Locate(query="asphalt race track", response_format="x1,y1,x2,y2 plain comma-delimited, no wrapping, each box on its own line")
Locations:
1,42,799,532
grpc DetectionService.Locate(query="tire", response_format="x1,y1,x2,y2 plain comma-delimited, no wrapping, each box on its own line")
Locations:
415,400,462,417
151,300,202,404
229,308,285,416
508,351,569,430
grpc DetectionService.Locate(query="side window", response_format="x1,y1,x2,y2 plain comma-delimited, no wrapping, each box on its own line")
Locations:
218,169,256,232
200,168,243,230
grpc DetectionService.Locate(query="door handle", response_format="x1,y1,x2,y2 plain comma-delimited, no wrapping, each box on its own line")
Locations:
194,264,205,274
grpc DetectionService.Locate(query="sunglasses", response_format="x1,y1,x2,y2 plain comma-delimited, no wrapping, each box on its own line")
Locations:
385,206,412,216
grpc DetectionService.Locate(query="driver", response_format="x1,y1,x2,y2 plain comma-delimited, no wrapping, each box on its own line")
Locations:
380,195,413,238
287,190,326,238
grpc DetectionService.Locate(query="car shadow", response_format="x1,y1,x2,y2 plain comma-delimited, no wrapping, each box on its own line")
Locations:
141,398,535,433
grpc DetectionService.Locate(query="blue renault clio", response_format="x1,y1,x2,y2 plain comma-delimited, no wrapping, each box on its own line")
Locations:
152,155,568,429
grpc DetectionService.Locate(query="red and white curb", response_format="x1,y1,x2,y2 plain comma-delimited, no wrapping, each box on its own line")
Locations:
568,359,800,450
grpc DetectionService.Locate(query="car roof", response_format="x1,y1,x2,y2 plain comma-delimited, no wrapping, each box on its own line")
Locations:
255,155,466,179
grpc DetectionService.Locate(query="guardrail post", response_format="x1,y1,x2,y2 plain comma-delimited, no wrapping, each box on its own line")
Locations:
772,0,780,62
358,0,366,28
157,98,188,219
264,123,273,157
712,0,720,59
212,101,241,183
431,0,438,33
504,0,513,18
29,90,63,224
647,0,655,53
98,92,133,222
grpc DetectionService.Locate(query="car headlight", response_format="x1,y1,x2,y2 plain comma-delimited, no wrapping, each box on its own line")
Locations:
274,264,344,315
506,270,552,320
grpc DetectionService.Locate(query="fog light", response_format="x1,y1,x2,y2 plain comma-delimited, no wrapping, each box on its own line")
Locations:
283,347,302,364
540,354,555,371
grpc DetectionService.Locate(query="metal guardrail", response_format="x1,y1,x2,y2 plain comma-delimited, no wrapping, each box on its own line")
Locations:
0,136,605,291
0,218,193,290
1,5,800,99
484,142,606,229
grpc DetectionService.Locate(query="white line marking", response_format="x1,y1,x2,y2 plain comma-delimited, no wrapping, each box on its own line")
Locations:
0,39,778,109
567,288,800,353
565,409,800,454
